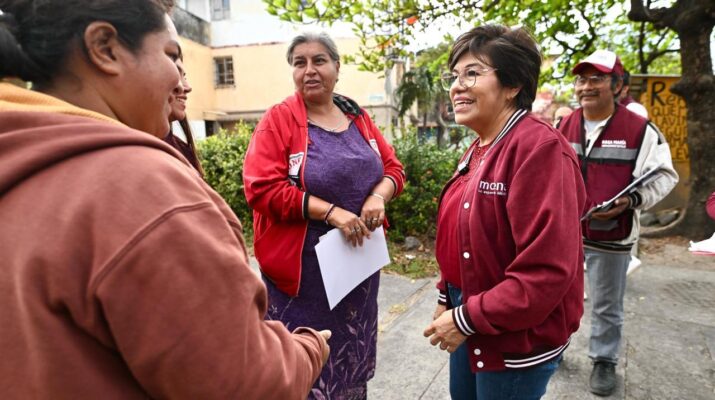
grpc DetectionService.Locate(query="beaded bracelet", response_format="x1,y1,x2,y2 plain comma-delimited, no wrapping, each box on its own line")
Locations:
323,203,336,225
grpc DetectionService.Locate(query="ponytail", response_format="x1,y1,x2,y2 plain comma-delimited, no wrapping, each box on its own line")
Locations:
0,13,44,82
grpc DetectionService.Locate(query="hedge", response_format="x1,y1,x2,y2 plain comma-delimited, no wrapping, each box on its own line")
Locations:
386,132,460,241
196,123,254,235
197,124,463,242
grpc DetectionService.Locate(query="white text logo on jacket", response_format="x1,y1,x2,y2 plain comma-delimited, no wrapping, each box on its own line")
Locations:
601,139,627,148
288,152,304,183
288,152,304,176
478,180,508,196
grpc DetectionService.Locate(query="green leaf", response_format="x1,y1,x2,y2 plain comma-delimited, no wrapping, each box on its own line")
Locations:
304,7,318,18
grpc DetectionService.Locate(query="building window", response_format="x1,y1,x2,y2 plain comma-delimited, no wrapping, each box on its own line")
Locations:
214,56,234,87
211,0,230,21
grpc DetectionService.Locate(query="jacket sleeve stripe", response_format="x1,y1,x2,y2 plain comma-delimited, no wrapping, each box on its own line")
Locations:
384,175,398,195
437,290,447,306
453,305,476,336
302,193,309,220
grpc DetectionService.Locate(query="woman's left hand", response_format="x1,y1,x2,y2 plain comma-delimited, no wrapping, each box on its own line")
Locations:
423,311,467,353
360,194,385,232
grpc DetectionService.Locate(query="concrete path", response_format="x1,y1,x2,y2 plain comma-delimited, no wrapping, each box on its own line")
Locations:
248,240,715,399
368,252,715,399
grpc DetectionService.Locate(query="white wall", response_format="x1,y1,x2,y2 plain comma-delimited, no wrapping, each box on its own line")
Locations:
171,120,208,141
210,0,354,47
179,0,210,22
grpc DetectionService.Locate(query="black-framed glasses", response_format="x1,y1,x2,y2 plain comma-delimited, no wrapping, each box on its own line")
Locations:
440,67,497,91
574,74,609,87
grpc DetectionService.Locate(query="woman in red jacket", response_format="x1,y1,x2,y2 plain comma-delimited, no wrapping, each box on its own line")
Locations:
243,32,405,399
423,25,586,399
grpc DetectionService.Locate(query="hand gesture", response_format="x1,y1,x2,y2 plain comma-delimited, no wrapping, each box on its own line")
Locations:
591,196,631,221
423,310,467,353
318,330,332,364
360,194,385,231
433,304,447,321
327,207,370,247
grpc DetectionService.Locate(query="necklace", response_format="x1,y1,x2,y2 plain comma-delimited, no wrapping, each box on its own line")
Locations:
307,116,347,133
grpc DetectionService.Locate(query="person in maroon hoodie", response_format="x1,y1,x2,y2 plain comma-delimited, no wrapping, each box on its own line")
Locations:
423,25,587,399
0,1,329,398
708,192,715,221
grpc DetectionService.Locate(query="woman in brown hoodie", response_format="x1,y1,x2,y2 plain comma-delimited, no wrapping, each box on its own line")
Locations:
0,1,329,398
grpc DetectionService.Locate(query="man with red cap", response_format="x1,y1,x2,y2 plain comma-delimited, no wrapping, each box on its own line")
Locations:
558,49,678,396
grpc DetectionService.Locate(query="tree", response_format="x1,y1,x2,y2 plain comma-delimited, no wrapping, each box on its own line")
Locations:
629,0,715,239
266,0,715,236
395,68,436,127
394,44,454,147
266,1,674,79
599,11,681,74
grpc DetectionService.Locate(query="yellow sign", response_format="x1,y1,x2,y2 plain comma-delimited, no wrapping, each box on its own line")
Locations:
640,76,688,162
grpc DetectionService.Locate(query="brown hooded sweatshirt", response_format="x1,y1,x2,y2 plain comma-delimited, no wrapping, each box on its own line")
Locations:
0,83,326,399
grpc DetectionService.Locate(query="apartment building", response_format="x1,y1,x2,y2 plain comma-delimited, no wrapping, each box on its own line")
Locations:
173,0,403,139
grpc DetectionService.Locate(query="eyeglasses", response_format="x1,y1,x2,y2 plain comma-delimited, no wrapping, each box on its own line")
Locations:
440,67,497,91
574,74,610,87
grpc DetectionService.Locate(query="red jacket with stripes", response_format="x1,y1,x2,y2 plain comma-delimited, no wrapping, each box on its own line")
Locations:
446,111,587,372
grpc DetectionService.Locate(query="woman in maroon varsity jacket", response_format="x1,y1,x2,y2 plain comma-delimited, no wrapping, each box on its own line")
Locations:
243,32,405,399
423,25,587,399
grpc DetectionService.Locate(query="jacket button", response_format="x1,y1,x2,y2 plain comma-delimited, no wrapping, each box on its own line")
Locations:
463,252,470,259
463,202,470,209
473,348,481,355
477,361,484,368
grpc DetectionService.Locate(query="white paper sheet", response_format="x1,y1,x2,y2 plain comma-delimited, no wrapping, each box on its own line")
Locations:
315,228,391,310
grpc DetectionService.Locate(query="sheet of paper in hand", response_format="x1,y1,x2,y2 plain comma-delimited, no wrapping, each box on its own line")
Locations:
316,228,391,309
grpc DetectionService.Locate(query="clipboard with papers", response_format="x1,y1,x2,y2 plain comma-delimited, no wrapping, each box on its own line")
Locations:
581,166,667,221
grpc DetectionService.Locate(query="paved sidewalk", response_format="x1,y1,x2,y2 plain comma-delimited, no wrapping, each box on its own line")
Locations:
368,248,715,399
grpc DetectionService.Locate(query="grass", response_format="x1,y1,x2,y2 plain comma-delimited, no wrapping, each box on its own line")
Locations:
383,237,440,279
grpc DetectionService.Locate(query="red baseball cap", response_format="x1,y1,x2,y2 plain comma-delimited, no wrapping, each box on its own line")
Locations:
572,50,624,76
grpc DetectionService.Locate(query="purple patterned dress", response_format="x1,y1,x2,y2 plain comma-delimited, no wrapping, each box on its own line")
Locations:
264,121,384,400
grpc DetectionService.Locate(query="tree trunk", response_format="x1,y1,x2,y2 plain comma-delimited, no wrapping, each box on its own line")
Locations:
668,27,715,239
434,102,447,148
629,0,715,239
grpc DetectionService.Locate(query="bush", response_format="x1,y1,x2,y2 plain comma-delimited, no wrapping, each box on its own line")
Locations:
387,130,461,241
197,124,463,243
197,123,254,235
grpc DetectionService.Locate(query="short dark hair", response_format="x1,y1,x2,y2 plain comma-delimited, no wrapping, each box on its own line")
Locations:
0,0,174,86
611,74,622,92
448,25,542,110
622,70,631,85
